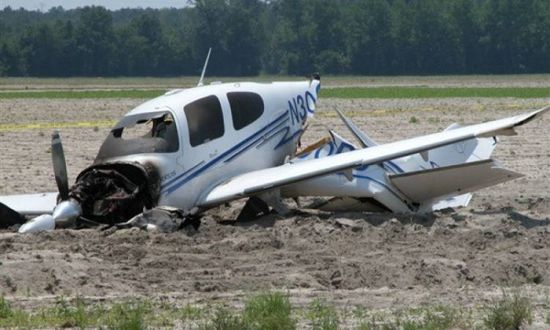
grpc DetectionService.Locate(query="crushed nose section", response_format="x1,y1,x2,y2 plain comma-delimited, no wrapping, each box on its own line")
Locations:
69,162,160,225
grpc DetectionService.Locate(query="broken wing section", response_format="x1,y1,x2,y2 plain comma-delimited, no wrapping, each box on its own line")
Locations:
0,193,57,228
388,159,522,204
199,107,548,207
0,192,58,216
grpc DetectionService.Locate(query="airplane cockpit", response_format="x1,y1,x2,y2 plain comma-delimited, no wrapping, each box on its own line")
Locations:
95,111,179,163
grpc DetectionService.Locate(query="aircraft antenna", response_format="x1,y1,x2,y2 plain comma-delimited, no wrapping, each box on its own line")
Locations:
197,47,212,87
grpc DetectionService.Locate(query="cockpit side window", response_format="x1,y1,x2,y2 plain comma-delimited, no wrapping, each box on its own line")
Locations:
227,92,264,130
184,95,224,147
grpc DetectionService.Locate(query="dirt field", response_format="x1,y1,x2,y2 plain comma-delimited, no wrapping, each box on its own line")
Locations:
1,74,550,90
1,79,550,327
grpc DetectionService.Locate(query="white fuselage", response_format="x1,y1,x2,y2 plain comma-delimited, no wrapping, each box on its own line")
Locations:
3,78,544,234
96,80,319,212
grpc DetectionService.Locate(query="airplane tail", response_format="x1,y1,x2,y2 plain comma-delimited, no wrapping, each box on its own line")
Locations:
422,123,498,167
389,123,522,211
388,159,522,211
337,109,501,167
294,111,522,212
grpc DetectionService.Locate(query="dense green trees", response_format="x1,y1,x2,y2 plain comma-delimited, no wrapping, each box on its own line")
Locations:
0,0,549,77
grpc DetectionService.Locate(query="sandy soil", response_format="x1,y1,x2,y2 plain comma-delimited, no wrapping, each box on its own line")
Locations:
1,95,550,326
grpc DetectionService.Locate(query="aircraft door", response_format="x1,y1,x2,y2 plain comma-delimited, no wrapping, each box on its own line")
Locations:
182,95,228,163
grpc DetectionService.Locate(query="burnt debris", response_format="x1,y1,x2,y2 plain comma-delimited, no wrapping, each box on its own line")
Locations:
95,111,179,162
69,163,160,225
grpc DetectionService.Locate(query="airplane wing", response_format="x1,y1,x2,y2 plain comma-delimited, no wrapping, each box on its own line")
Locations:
199,106,548,207
0,192,58,216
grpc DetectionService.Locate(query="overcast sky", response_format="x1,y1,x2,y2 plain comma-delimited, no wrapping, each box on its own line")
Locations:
1,0,188,11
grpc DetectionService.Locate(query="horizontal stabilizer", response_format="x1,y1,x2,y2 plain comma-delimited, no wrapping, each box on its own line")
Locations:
388,159,522,203
0,192,57,215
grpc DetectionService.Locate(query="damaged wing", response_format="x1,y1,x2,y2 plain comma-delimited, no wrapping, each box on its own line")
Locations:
0,192,58,216
0,193,57,229
199,107,548,207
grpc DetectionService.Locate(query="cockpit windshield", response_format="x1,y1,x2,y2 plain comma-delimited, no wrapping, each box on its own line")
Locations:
95,111,179,162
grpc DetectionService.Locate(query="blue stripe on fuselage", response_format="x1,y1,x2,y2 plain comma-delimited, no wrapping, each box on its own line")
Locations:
274,127,303,149
162,111,291,195
224,119,289,163
385,160,404,173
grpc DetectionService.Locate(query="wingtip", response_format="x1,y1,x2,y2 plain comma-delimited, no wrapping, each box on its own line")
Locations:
531,105,550,118
514,105,550,127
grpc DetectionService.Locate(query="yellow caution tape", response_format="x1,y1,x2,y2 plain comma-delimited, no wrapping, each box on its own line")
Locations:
0,120,116,132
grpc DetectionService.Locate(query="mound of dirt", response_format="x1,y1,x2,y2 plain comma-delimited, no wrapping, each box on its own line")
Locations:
1,205,550,309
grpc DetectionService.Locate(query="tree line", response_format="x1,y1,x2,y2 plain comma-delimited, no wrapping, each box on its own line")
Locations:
1,0,549,77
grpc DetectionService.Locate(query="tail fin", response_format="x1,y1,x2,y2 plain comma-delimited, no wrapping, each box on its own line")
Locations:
331,113,518,211
335,109,378,148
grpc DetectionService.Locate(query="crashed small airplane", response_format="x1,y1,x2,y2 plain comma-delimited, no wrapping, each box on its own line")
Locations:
0,54,547,232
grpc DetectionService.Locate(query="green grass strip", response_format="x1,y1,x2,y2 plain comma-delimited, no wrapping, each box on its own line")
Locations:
322,87,550,99
1,86,550,99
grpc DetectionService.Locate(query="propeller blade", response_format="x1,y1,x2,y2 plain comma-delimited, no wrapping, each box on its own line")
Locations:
51,130,69,201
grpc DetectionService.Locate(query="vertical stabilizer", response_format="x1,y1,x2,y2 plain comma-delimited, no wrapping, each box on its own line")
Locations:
335,109,378,148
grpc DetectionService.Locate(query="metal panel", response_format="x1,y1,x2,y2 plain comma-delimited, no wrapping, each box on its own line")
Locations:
0,192,58,215
389,159,522,203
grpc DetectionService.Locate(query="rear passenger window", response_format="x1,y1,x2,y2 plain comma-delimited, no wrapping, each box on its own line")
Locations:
184,95,224,147
227,92,264,130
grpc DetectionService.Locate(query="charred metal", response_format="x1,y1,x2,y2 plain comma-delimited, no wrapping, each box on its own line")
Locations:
95,111,179,162
69,162,160,225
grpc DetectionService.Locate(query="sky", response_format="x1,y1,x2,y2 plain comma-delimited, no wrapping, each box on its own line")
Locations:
1,0,188,11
